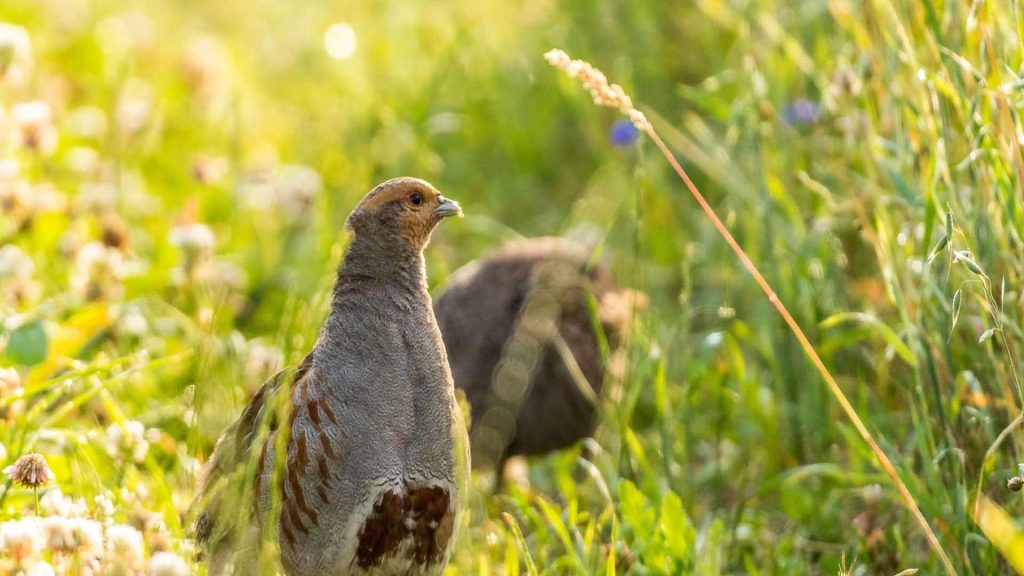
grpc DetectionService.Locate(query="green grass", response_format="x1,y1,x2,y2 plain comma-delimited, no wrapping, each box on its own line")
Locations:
2,0,1024,574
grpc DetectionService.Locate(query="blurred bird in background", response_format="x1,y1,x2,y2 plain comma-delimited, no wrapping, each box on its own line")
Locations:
433,237,645,488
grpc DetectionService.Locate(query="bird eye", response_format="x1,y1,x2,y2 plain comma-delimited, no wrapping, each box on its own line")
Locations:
409,193,423,206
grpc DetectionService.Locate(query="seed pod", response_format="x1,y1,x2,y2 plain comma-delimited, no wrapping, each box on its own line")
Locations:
927,234,948,264
1007,476,1023,492
954,250,984,276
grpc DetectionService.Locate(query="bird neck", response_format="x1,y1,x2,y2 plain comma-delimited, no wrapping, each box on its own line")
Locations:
332,233,429,301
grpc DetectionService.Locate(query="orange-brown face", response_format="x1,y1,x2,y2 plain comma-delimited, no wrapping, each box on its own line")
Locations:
346,177,462,249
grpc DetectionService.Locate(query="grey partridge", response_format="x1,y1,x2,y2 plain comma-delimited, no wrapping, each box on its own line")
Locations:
433,237,641,474
193,177,470,576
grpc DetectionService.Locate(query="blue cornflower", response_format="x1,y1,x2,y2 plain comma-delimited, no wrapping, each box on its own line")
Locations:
782,98,820,127
610,118,639,147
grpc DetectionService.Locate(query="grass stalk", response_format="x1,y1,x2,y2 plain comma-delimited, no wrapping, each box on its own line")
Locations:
545,48,958,576
643,125,955,575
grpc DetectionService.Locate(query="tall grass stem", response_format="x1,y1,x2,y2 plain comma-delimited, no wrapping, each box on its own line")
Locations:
642,124,957,576
543,46,958,576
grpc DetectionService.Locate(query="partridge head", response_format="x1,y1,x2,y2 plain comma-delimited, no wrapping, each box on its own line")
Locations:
193,177,469,576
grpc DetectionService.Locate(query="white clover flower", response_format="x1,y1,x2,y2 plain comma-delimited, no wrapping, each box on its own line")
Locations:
25,560,56,576
217,263,247,288
0,365,21,394
77,182,119,213
11,100,58,155
245,341,283,383
120,481,150,505
66,146,101,176
190,154,229,185
147,551,188,576
40,488,89,518
239,163,322,218
182,35,233,114
93,493,116,519
183,36,230,88
169,223,215,257
11,101,52,130
275,164,322,217
238,174,275,210
0,157,17,179
106,420,149,462
66,106,109,140
43,516,77,555
71,241,125,300
0,23,32,86
69,518,104,559
96,12,154,55
0,179,31,213
0,517,43,562
187,261,246,292
0,158,32,224
118,309,149,338
29,183,66,214
115,80,153,137
0,248,41,305
104,523,145,574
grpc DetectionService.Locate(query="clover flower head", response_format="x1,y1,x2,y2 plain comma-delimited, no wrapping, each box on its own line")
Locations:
11,100,58,155
25,560,56,576
147,551,189,576
71,241,126,301
106,420,150,462
40,489,89,518
0,23,32,86
4,453,55,488
0,517,43,561
70,518,104,559
169,223,215,257
104,523,145,573
43,516,77,555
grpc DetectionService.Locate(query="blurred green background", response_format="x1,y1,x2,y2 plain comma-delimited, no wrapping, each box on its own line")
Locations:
2,0,1024,574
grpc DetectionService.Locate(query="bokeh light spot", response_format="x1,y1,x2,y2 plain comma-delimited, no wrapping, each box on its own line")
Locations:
324,23,357,60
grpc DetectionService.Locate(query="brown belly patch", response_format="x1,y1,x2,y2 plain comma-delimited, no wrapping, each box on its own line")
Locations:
355,485,454,569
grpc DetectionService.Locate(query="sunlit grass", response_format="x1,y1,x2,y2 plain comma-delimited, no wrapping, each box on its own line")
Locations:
1,0,1024,574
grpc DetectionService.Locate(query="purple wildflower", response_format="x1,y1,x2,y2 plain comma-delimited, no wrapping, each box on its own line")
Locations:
610,118,639,147
782,98,820,127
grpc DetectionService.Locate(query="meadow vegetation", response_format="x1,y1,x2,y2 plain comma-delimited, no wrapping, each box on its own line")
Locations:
1,0,1024,574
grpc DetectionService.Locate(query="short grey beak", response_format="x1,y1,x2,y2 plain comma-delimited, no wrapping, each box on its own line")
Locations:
433,196,463,218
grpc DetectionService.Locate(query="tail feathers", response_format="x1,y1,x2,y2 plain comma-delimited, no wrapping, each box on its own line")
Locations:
189,357,311,573
190,465,262,575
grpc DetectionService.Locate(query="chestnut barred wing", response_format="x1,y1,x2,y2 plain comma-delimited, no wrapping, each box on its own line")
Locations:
191,354,314,564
